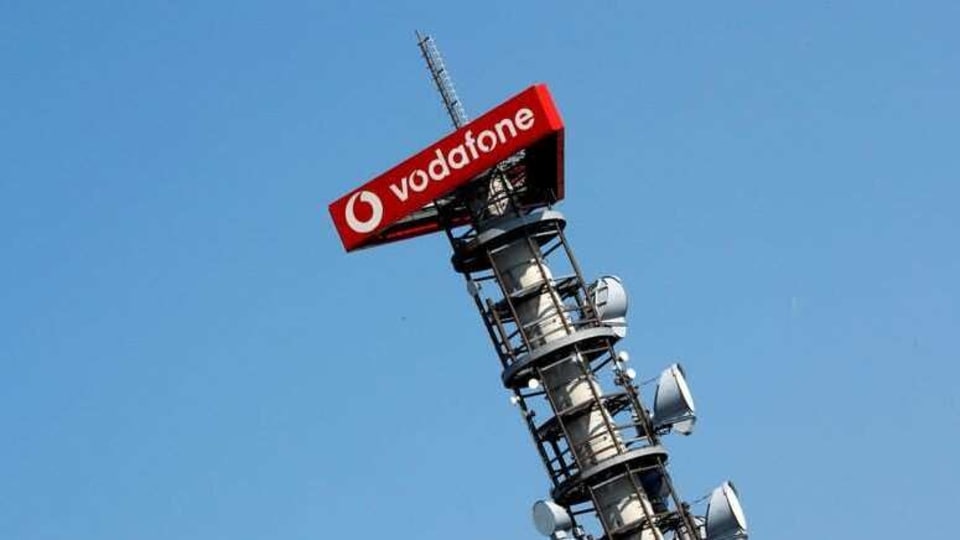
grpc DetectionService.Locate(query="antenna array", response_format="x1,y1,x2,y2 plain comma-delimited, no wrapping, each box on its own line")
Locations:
342,31,750,540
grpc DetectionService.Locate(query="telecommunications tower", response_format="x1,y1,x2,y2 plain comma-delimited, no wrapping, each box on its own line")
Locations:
327,33,749,540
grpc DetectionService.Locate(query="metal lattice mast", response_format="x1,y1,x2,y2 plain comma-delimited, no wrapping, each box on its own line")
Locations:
413,32,737,540
416,31,469,129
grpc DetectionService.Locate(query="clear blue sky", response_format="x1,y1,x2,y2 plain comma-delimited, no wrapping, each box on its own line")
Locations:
2,2,957,539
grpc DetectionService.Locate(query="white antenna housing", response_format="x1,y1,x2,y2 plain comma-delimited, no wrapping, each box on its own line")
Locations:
653,363,697,435
533,499,574,539
706,481,748,539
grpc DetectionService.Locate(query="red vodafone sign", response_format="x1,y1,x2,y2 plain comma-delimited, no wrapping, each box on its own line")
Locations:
329,84,564,251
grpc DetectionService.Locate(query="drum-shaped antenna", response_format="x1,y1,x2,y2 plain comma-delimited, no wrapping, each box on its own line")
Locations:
589,275,628,337
653,363,697,435
532,500,573,537
706,481,748,540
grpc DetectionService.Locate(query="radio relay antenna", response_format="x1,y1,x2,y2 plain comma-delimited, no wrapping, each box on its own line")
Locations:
327,33,749,540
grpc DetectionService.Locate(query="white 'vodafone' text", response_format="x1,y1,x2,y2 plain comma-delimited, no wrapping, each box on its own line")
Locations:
387,107,536,202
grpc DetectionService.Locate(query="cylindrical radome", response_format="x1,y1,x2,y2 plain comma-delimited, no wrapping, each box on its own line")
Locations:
483,206,661,539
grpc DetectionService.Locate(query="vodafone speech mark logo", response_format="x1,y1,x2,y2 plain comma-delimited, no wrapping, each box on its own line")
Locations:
344,190,383,233
330,84,564,251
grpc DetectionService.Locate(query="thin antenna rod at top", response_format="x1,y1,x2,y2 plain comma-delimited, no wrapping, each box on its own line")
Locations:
415,31,469,129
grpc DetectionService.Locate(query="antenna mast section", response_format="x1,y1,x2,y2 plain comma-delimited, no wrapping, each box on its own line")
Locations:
328,32,751,540
416,31,469,129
